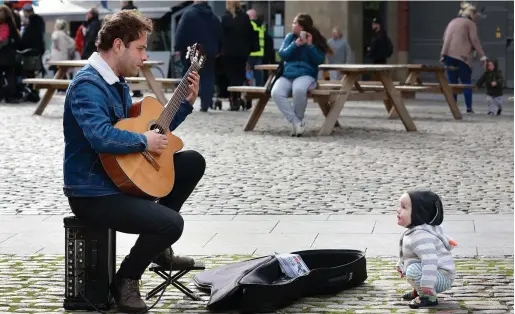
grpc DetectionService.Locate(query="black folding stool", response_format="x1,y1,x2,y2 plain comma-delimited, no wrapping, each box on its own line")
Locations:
146,261,206,301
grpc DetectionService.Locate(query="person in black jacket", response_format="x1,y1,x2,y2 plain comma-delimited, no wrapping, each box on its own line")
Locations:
476,59,504,116
81,7,101,59
20,4,45,57
4,1,20,31
0,4,21,103
20,4,45,102
366,17,393,64
221,0,257,111
175,0,222,112
121,0,137,10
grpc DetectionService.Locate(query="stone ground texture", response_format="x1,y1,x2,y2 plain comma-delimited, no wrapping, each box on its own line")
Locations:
0,255,512,313
0,94,513,215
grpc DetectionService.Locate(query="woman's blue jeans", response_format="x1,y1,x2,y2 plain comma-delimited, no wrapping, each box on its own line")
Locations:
443,55,473,110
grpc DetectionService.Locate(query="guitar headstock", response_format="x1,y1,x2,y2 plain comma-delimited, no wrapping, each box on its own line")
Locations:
185,43,206,69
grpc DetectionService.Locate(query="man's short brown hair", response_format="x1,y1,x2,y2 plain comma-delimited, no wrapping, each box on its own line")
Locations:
96,10,153,52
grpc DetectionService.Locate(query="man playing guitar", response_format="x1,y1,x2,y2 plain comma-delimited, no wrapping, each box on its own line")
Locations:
62,10,203,312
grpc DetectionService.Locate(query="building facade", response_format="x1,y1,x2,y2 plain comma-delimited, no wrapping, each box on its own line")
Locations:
245,0,513,86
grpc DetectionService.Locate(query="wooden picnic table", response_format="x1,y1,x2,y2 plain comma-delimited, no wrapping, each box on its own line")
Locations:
33,60,165,115
250,64,417,135
317,64,416,135
257,63,464,120
400,64,462,119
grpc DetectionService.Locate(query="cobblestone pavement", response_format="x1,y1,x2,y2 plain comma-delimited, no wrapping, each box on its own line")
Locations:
0,94,512,215
0,254,512,313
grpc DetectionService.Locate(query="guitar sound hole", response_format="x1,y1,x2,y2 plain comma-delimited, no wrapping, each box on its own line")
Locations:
149,123,165,134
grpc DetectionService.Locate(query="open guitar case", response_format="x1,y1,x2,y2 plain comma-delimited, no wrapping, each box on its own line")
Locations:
192,249,367,313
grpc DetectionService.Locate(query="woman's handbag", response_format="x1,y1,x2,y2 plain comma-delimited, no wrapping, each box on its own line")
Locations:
265,61,285,96
193,249,367,313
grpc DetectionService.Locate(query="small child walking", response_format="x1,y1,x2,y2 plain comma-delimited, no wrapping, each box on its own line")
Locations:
395,190,457,309
476,59,504,115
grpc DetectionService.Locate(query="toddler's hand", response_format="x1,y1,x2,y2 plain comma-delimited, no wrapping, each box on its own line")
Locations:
491,81,497,87
396,266,404,278
421,287,435,296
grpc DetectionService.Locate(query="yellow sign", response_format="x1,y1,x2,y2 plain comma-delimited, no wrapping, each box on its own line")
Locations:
496,26,501,39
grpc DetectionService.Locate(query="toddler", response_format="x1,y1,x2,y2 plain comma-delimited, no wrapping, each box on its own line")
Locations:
476,59,504,115
395,190,457,309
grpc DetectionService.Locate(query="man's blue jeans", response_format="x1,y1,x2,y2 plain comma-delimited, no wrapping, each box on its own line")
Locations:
248,56,264,87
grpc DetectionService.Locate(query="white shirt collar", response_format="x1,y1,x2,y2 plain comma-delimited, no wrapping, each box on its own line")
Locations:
88,52,120,85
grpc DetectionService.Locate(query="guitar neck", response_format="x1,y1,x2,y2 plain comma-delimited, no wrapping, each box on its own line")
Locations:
158,62,201,131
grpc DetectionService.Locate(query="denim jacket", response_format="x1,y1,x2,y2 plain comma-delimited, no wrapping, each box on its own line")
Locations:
63,55,193,197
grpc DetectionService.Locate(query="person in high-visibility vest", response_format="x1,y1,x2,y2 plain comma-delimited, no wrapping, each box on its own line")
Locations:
246,9,265,87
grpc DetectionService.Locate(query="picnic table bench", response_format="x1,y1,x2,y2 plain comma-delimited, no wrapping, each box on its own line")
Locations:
26,60,173,115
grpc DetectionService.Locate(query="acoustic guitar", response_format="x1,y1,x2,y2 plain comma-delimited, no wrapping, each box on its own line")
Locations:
100,43,206,199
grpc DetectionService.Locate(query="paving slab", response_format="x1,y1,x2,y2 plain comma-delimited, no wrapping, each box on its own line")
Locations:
0,215,511,257
475,219,514,233
204,232,317,255
272,221,375,234
184,220,278,234
232,214,331,221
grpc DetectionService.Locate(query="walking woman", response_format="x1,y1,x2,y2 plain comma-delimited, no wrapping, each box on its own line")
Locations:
441,1,487,113
271,13,332,136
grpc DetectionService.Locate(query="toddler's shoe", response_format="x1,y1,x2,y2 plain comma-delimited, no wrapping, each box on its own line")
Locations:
409,296,438,309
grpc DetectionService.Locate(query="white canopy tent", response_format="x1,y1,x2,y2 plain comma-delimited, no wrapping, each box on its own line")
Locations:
32,0,111,21
32,0,175,21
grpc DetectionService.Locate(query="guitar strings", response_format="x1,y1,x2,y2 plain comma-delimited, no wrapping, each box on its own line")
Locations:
155,60,201,132
164,62,201,128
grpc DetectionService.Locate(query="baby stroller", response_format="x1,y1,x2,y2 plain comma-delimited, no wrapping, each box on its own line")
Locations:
15,48,44,102
0,49,41,103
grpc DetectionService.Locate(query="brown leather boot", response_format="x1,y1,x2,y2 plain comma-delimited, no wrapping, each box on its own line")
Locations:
153,247,195,270
110,276,148,313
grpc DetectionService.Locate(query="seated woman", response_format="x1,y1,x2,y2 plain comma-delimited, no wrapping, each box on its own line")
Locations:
271,13,332,136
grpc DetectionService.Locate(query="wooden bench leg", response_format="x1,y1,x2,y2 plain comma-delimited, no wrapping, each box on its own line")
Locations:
383,97,400,119
244,95,269,131
141,66,167,106
380,72,417,132
33,67,66,115
435,71,462,120
354,81,364,93
318,73,357,136
405,71,420,85
314,95,341,128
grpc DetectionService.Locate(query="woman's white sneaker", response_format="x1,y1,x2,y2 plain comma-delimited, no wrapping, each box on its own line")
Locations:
291,120,306,137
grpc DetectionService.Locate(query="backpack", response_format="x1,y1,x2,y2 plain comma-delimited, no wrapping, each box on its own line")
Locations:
384,36,393,59
0,23,10,49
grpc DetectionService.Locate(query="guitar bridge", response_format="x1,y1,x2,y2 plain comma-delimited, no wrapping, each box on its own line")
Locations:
142,151,160,171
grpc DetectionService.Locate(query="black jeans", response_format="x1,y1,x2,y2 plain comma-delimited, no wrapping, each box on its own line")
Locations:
223,56,247,102
68,150,206,280
0,65,17,101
